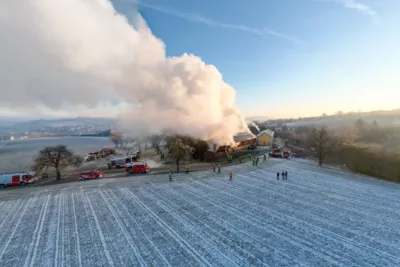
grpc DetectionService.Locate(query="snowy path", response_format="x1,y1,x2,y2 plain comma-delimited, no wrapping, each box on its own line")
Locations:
1,159,400,266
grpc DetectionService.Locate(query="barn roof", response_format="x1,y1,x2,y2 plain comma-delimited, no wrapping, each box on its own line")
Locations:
233,133,256,143
256,129,275,138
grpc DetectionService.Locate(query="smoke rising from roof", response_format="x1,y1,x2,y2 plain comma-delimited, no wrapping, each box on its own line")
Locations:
0,0,248,144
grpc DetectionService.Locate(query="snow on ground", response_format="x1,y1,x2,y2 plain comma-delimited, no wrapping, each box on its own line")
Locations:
1,159,400,266
144,158,162,168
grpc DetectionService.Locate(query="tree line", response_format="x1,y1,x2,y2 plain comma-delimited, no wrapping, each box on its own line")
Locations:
275,119,400,181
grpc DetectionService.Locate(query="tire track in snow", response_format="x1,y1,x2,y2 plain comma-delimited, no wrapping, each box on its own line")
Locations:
105,189,171,267
141,186,244,267
54,193,63,267
248,169,400,241
84,192,114,266
97,190,147,267
2,196,44,267
253,167,400,217
276,161,400,202
114,188,179,266
212,175,400,265
178,181,360,266
0,196,35,262
268,165,400,211
71,192,83,267
241,170,400,251
174,181,352,267
0,199,21,227
147,183,300,267
0,198,24,240
186,179,373,267
25,195,50,267
123,187,214,267
88,190,139,266
198,177,400,266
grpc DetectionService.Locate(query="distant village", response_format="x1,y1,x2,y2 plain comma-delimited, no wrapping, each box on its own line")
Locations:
0,124,112,141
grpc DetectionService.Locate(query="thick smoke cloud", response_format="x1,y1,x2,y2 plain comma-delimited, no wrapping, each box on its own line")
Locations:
0,0,248,144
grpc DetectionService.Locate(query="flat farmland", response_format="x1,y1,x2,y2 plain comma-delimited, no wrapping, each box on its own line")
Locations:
1,159,400,267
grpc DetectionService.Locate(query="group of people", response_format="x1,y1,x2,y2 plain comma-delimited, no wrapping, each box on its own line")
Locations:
277,171,288,180
250,153,268,166
212,164,221,174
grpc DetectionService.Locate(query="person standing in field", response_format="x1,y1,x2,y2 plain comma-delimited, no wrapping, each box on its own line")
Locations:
282,171,285,180
218,164,221,174
285,171,288,180
229,172,232,181
277,172,280,180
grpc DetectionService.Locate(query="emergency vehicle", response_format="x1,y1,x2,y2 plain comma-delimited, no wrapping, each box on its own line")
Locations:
0,172,35,188
124,162,150,175
107,155,138,169
79,170,104,180
269,147,292,159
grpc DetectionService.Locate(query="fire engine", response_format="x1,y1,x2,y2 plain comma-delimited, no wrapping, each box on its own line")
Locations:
124,162,150,175
0,172,35,188
269,147,292,159
107,155,138,169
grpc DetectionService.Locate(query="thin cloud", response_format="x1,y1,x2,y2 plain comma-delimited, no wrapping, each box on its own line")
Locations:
134,1,304,45
319,0,379,22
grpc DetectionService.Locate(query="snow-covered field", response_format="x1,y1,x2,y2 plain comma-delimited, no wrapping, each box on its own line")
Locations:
1,159,400,267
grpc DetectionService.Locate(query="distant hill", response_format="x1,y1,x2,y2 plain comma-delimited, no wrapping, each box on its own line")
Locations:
245,116,270,123
0,117,117,133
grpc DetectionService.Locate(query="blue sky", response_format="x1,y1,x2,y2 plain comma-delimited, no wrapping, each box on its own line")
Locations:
117,1,399,118
109,0,400,117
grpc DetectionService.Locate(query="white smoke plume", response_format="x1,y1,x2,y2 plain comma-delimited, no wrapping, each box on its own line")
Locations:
248,121,260,132
0,0,248,144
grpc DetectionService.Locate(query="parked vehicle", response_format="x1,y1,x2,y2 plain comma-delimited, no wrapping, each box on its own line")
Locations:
79,170,104,180
100,147,115,157
84,154,96,162
107,155,138,169
126,150,141,159
0,172,34,188
124,162,150,175
269,147,292,158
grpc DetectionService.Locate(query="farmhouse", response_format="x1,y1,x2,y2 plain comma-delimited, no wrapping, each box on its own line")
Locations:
204,132,256,161
256,129,274,146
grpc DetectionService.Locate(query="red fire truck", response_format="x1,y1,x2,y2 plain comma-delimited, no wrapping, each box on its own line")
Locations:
107,155,138,169
124,162,150,175
269,147,292,159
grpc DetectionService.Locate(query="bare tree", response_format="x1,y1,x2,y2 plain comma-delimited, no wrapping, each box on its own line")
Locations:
170,137,193,171
150,134,164,154
109,131,123,148
32,145,83,180
311,127,333,166
121,137,134,149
